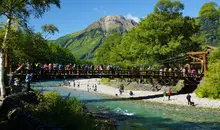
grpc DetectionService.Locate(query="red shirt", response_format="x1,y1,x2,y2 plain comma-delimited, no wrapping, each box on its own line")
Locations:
168,92,171,96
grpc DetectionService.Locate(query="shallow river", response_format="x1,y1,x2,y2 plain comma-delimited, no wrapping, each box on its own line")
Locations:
32,80,220,130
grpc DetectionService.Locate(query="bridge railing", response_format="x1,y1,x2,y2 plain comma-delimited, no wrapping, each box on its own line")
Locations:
12,69,199,79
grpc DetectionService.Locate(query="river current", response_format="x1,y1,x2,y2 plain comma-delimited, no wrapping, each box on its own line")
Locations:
32,80,220,130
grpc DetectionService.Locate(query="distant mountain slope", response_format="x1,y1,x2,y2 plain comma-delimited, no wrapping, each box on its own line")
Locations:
53,15,137,59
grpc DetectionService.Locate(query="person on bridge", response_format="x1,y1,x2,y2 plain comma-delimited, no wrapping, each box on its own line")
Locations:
9,72,15,87
25,71,31,91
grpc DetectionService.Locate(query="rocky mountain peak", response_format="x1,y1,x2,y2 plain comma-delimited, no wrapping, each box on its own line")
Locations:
86,15,137,35
99,15,126,22
54,15,137,60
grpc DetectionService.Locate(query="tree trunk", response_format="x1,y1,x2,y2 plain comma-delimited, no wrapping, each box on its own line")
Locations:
0,50,5,97
0,18,12,97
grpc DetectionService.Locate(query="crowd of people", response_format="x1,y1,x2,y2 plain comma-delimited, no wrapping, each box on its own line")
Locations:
14,63,203,79
157,66,202,77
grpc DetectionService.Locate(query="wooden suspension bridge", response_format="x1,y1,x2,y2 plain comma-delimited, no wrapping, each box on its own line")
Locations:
13,69,200,81
10,46,216,85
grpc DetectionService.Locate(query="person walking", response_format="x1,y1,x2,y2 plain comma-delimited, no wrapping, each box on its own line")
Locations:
163,90,166,101
186,93,191,105
167,91,171,100
94,84,97,91
87,84,90,92
121,84,124,92
119,87,123,95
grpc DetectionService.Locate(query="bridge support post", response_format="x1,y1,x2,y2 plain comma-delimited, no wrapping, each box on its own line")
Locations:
203,54,207,76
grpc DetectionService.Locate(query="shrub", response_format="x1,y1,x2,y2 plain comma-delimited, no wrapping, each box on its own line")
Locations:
26,92,115,130
101,78,110,85
195,85,208,98
195,48,220,99
171,80,184,93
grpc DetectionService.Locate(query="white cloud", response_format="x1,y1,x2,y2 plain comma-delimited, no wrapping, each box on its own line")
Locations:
93,8,98,11
125,13,140,23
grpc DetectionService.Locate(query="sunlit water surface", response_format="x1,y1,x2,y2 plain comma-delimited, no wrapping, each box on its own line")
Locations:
32,80,220,130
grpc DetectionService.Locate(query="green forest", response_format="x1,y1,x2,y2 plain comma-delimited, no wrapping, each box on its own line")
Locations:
0,27,76,68
94,0,220,68
94,0,220,98
0,0,75,70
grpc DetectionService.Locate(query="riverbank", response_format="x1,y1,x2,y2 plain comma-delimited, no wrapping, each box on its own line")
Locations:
63,78,220,109
0,91,117,130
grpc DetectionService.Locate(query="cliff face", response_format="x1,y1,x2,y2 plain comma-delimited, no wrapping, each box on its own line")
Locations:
54,15,137,60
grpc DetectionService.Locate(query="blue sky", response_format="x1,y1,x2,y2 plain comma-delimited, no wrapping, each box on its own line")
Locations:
29,0,220,40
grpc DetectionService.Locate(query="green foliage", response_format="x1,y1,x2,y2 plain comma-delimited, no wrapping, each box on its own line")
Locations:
48,43,76,64
171,80,184,93
27,92,115,130
57,29,105,59
195,48,220,99
94,0,206,68
199,2,220,46
0,27,76,67
0,0,60,20
101,78,110,85
199,2,219,21
94,33,123,66
41,24,59,39
37,92,84,113
154,0,184,15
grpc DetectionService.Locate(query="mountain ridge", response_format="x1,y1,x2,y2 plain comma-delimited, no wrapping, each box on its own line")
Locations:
53,15,137,59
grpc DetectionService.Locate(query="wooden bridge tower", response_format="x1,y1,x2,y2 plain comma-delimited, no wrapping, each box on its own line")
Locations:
187,45,216,76
187,51,208,75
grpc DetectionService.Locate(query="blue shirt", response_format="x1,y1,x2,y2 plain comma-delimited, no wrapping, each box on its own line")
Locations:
25,74,31,82
58,64,62,69
9,74,14,85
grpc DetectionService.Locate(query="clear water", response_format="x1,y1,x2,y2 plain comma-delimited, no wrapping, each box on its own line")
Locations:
32,80,220,130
